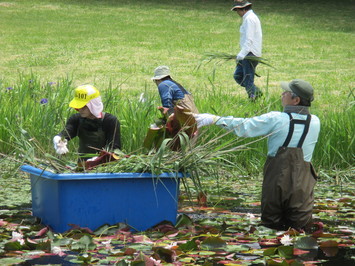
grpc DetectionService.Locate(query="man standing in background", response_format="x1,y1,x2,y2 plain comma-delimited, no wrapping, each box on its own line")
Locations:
232,0,263,100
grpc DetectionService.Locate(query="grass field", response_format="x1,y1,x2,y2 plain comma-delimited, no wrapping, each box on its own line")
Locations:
0,0,354,172
1,0,354,91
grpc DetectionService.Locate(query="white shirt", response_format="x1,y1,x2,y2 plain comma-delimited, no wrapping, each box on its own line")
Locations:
238,10,262,59
216,111,320,162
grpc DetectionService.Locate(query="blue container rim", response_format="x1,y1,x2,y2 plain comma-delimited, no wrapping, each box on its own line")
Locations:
21,165,188,180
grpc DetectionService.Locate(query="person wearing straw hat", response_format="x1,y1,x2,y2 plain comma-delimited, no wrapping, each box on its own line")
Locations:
194,79,320,231
53,85,121,160
231,0,263,100
151,66,198,116
144,66,199,151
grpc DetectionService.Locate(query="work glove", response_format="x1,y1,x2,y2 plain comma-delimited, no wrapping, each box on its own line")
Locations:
193,113,220,128
86,156,98,162
236,54,244,61
53,135,69,155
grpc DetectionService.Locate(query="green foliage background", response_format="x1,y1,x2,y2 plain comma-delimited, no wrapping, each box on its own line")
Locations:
0,1,354,264
0,0,354,172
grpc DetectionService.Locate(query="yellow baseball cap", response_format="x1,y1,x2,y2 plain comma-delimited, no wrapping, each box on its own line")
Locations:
69,85,100,109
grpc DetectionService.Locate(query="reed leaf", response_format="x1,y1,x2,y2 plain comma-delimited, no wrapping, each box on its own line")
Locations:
196,52,274,70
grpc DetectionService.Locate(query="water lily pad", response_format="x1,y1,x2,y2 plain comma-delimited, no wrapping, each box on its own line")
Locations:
263,247,277,256
179,240,198,252
294,237,318,250
71,235,97,252
0,257,25,264
277,246,293,259
175,213,193,227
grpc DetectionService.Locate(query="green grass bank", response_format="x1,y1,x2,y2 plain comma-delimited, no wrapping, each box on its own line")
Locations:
0,0,354,173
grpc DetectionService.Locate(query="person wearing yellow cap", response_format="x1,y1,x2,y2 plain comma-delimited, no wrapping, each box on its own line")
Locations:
53,85,121,160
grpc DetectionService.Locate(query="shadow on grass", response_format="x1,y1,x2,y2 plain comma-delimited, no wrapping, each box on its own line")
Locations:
51,0,355,34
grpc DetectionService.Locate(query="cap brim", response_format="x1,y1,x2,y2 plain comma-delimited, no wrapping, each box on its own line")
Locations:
69,98,88,109
280,81,292,92
231,3,252,11
231,6,244,11
151,74,169,80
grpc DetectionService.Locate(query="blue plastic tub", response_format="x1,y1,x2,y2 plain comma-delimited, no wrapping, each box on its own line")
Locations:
21,165,184,233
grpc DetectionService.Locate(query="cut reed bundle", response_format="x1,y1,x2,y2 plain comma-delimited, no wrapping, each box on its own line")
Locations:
196,52,274,70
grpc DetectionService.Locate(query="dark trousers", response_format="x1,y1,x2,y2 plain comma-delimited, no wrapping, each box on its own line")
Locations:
233,53,261,97
261,147,317,230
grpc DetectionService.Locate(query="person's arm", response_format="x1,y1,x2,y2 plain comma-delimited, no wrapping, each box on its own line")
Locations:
238,18,255,59
158,82,175,109
103,114,121,151
53,114,79,154
216,112,280,138
58,113,80,140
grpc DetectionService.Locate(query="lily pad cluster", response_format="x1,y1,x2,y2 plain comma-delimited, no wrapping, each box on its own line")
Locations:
0,180,354,265
0,156,354,265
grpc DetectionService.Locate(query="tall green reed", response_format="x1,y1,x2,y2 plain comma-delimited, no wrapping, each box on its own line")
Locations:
0,74,353,174
194,80,354,172
0,73,75,153
315,100,354,169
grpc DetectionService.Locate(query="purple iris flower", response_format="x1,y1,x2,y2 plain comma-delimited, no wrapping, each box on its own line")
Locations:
40,98,48,104
48,82,56,86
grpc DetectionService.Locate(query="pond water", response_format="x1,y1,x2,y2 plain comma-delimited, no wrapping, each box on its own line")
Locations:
0,161,354,265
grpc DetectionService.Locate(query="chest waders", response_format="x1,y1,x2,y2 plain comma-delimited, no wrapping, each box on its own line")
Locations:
77,115,106,161
261,113,318,230
172,83,199,115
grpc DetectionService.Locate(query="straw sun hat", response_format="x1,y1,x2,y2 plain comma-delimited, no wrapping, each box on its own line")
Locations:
151,66,171,80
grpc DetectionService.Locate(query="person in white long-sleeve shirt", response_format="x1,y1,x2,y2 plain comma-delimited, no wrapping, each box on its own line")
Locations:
194,79,321,231
231,0,263,100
